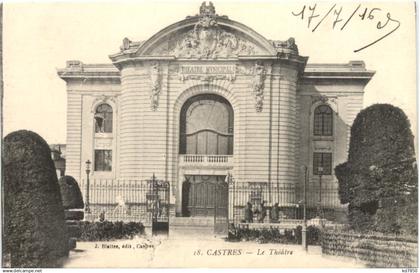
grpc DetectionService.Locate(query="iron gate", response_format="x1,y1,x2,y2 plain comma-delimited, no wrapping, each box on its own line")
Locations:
147,175,170,235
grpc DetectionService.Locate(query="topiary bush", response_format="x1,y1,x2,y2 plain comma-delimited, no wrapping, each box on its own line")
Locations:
58,176,84,250
58,176,84,210
78,221,145,241
3,130,69,267
335,104,417,235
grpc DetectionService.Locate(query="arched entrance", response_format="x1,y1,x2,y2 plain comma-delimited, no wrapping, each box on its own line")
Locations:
179,94,233,217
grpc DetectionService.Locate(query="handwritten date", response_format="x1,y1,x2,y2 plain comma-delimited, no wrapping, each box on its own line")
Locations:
292,4,401,52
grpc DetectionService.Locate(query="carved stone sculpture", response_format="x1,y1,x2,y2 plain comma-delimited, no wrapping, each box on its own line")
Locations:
199,1,216,16
120,37,132,51
168,4,256,59
150,62,161,111
252,62,266,112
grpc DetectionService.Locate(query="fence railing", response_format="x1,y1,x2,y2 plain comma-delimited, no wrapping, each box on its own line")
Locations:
79,179,169,223
228,182,344,223
79,179,344,223
80,179,151,205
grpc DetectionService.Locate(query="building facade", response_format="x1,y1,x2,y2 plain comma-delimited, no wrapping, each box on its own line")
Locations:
50,144,66,178
58,3,374,221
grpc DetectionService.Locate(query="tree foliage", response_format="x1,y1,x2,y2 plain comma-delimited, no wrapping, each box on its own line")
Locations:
335,104,417,235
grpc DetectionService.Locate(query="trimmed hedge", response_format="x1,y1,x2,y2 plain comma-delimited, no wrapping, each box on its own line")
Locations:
335,104,417,235
3,130,69,267
58,176,84,209
78,221,145,241
226,225,321,245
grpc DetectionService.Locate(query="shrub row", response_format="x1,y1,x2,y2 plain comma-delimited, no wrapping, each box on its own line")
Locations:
226,225,321,245
78,221,145,241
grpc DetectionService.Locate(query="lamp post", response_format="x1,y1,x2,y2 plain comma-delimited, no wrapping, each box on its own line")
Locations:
317,166,324,218
225,172,234,223
85,160,91,213
301,165,308,251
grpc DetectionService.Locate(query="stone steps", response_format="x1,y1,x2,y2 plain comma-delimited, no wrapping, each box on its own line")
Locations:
170,216,215,227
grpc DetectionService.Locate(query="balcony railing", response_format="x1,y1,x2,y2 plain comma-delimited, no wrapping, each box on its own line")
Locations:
179,154,233,167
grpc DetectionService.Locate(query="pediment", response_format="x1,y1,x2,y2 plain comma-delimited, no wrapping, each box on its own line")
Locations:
110,2,302,63
137,16,275,59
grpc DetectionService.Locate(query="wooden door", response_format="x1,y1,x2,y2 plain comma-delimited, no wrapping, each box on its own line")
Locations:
182,175,227,217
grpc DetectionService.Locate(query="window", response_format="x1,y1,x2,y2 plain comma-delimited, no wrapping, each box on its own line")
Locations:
314,105,333,136
180,94,234,155
95,104,113,133
313,152,332,175
94,150,112,171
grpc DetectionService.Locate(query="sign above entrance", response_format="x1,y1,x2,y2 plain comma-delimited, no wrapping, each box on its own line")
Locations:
178,65,236,82
180,65,235,74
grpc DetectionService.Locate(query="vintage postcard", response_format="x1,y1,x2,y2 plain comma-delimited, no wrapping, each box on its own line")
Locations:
1,0,418,270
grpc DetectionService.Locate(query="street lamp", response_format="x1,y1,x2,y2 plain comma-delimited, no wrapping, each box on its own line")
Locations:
301,165,308,251
317,166,324,218
85,160,91,213
225,172,234,223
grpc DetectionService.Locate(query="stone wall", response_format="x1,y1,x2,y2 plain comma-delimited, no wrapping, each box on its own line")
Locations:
322,231,418,267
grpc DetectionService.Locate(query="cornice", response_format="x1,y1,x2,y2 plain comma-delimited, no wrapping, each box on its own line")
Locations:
57,60,121,82
302,61,375,84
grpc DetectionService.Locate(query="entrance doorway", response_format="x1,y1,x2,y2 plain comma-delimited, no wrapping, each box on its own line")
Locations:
182,175,228,217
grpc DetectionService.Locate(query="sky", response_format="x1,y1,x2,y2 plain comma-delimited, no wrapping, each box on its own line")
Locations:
3,1,417,147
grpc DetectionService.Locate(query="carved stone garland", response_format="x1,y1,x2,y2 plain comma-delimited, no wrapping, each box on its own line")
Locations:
150,62,161,111
252,62,266,112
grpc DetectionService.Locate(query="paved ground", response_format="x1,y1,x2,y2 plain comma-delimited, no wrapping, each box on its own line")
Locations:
63,229,365,268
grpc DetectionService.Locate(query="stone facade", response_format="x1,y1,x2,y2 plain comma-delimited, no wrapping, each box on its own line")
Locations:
58,3,374,219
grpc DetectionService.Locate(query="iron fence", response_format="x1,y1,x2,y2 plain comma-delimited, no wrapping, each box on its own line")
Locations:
79,179,345,223
228,182,344,223
79,179,169,223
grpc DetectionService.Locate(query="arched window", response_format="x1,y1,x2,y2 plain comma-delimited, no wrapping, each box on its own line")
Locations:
313,105,333,136
94,103,113,133
180,94,233,155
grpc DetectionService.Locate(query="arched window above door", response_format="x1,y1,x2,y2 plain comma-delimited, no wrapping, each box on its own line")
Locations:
313,104,333,136
180,94,234,155
94,103,113,133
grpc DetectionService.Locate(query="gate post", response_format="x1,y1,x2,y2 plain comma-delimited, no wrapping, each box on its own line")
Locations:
150,174,170,236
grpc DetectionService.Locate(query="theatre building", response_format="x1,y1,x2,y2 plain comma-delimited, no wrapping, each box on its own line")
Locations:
58,3,374,224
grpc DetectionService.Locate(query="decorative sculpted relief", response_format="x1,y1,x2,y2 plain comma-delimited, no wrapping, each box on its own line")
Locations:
91,95,117,113
252,62,266,112
166,2,258,59
150,62,161,111
272,38,299,54
311,95,337,105
311,95,329,105
311,95,338,113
